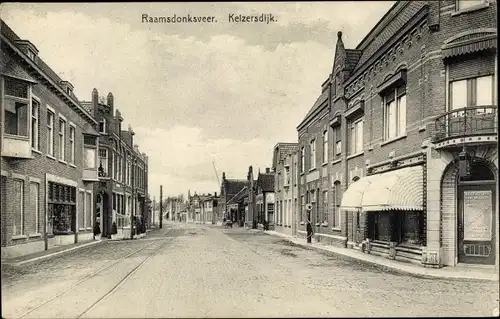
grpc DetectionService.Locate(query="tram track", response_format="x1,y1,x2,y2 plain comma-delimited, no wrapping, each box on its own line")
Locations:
18,230,174,319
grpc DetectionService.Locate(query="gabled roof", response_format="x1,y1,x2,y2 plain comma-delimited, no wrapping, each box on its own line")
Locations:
224,179,248,196
227,186,248,205
257,173,274,193
273,143,298,169
297,89,329,130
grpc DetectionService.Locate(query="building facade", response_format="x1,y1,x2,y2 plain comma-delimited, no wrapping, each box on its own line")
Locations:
199,192,218,224
272,143,299,236
81,90,149,238
218,172,247,223
296,0,498,270
1,20,99,258
255,169,275,228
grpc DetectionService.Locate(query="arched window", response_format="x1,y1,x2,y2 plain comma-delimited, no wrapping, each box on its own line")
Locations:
459,160,495,182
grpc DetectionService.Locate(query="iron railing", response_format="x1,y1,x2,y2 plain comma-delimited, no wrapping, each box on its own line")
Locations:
433,105,497,142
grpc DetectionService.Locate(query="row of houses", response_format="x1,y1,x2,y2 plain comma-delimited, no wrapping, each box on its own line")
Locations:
217,0,498,271
0,20,151,259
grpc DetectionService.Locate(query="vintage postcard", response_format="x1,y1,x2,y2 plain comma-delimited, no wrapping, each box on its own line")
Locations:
0,1,498,318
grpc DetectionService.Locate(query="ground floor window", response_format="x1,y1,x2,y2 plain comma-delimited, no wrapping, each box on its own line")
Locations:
367,211,424,245
47,182,76,235
12,179,24,236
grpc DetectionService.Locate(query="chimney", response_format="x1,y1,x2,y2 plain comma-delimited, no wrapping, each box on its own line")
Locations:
214,192,217,197
266,168,270,174
107,92,114,115
92,88,99,118
222,172,226,180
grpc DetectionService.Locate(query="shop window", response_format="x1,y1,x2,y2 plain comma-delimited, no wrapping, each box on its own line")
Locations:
78,191,85,229
12,179,24,236
47,182,76,235
29,182,39,234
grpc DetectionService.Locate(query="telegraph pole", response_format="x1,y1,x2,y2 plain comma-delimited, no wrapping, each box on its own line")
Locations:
160,185,163,229
153,196,156,228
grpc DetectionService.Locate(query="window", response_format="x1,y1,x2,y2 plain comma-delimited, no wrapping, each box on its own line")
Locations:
322,190,328,223
301,147,305,173
47,111,54,156
310,139,316,170
285,167,290,185
382,85,406,140
83,135,97,169
450,75,494,115
4,77,29,137
29,182,40,234
301,195,305,222
349,118,363,154
323,130,328,163
99,149,108,176
47,182,76,235
13,179,24,236
69,126,75,165
456,0,486,11
79,191,85,229
333,181,342,229
59,119,66,161
31,99,39,150
27,50,35,60
86,192,92,228
334,126,341,156
99,118,107,134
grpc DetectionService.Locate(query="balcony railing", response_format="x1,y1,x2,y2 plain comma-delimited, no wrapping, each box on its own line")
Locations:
433,105,497,143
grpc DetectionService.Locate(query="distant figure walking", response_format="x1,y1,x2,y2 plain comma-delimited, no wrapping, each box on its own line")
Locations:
306,214,313,244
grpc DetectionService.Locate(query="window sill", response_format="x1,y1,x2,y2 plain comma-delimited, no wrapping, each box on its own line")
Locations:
315,223,320,227
28,233,42,238
322,162,328,167
300,221,305,225
418,126,426,132
46,154,57,161
308,168,317,172
451,3,490,16
331,159,341,165
79,228,87,231
332,227,342,232
381,134,407,147
58,159,68,165
69,163,77,168
321,222,329,227
12,235,28,240
347,152,364,160
32,149,42,155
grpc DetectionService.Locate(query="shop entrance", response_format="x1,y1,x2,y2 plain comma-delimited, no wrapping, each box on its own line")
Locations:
457,161,496,265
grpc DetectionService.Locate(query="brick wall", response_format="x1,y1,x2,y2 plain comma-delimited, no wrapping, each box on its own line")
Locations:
1,47,97,249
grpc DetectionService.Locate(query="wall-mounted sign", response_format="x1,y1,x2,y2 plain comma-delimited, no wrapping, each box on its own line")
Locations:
463,190,492,241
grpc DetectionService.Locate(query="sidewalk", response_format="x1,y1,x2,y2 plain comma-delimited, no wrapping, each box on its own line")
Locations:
255,229,499,282
1,239,103,266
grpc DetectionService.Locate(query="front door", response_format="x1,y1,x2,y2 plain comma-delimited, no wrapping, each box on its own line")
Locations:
457,183,496,265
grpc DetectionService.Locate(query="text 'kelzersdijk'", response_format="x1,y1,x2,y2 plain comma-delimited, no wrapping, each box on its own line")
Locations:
228,13,276,24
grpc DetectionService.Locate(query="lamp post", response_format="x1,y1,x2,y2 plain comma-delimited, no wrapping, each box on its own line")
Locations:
160,185,163,229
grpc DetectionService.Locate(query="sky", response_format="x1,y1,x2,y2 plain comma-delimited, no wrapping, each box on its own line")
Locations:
1,1,394,200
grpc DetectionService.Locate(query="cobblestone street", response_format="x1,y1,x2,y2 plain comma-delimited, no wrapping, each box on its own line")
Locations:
2,222,498,318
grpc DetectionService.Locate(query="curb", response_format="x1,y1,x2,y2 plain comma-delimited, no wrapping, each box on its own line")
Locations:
260,230,499,282
6,240,103,266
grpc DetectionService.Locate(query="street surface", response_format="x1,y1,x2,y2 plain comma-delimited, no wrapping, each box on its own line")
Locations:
2,222,498,318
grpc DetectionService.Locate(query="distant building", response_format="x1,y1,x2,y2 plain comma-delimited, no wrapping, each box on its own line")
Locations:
218,172,247,224
272,143,299,236
255,168,275,228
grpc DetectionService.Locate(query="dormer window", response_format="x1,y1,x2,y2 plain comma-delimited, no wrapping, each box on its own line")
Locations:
99,118,107,134
66,87,72,95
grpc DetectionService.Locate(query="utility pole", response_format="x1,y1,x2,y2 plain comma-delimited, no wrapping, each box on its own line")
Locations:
153,196,156,228
160,185,163,229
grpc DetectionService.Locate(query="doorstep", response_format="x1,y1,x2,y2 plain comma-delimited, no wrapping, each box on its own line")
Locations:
2,239,103,266
261,230,499,282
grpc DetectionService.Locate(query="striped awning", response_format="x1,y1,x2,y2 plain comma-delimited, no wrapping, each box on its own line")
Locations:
361,166,424,212
340,166,424,212
340,175,377,211
442,37,496,59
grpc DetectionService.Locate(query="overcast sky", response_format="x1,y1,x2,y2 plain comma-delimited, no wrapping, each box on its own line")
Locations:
2,2,394,200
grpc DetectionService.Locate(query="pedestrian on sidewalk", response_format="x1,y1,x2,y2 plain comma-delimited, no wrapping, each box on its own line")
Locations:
306,213,313,244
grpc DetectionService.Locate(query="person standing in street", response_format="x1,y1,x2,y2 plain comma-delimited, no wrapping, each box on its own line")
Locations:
306,212,313,244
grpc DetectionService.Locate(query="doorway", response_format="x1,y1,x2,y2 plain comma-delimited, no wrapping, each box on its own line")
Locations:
457,161,496,265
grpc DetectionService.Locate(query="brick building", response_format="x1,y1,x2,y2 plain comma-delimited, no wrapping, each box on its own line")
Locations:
218,172,247,224
255,169,275,228
296,0,497,270
1,20,99,258
81,90,149,238
272,143,299,236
